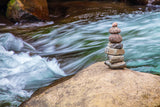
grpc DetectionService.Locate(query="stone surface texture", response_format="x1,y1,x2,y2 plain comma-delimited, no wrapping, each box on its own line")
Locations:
6,0,49,22
20,62,160,107
108,55,124,63
109,34,122,43
108,42,123,49
109,27,121,34
105,60,126,69
105,22,125,69
105,47,125,55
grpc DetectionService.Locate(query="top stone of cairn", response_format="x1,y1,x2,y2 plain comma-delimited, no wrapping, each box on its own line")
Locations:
112,22,118,27
109,22,121,34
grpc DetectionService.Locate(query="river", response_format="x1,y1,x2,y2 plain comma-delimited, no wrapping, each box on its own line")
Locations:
0,7,160,106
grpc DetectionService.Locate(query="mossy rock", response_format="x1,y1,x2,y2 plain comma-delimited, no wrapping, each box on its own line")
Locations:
6,0,49,22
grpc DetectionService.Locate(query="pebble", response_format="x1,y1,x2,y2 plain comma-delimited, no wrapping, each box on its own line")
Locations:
109,34,122,43
109,27,121,34
104,61,126,69
105,47,125,55
108,42,123,49
108,55,124,64
112,22,118,27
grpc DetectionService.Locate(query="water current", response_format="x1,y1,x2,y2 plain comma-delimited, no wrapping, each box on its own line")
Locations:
0,10,160,106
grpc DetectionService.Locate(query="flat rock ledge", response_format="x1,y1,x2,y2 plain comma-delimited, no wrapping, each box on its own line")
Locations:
20,62,160,107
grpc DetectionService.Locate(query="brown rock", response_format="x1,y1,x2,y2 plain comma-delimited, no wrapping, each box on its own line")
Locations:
20,62,160,107
109,27,121,34
108,55,124,63
109,34,122,43
112,22,118,27
152,0,160,5
108,42,123,49
105,60,126,69
105,47,125,55
6,0,49,22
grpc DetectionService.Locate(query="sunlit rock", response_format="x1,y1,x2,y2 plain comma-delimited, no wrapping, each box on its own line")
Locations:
6,0,49,22
105,47,125,55
108,55,124,64
20,62,160,107
108,42,123,49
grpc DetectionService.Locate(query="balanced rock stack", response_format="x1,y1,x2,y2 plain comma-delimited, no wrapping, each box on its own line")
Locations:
105,22,126,69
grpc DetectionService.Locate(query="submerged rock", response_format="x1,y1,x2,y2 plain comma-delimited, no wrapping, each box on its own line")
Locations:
6,0,49,22
20,62,160,107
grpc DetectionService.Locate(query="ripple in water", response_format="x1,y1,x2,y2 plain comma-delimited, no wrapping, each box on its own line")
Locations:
0,11,160,106
27,12,160,74
0,33,66,106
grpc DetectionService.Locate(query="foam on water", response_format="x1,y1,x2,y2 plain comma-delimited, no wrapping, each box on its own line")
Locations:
0,33,66,106
0,11,160,106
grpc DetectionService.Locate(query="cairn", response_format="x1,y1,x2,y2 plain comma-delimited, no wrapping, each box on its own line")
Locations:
105,22,126,69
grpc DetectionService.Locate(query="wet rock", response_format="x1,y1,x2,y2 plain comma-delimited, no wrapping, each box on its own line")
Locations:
105,47,125,55
108,55,124,63
109,34,122,43
20,62,160,107
105,60,126,69
6,0,49,22
108,42,123,49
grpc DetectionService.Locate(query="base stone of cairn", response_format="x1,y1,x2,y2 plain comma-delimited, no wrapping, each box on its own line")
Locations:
105,22,126,69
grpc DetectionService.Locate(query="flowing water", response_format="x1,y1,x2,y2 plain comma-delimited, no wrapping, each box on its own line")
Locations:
0,9,160,106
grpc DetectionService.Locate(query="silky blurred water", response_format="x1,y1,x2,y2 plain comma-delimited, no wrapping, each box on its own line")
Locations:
0,11,160,106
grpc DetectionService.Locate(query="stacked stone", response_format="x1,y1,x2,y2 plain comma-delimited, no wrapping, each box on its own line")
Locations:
105,22,126,69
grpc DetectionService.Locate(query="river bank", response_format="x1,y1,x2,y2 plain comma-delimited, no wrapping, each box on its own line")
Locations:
0,1,160,106
0,1,149,26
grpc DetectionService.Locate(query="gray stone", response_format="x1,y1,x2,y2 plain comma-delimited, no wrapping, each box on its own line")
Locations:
108,42,123,49
105,47,125,55
105,61,126,69
108,55,124,64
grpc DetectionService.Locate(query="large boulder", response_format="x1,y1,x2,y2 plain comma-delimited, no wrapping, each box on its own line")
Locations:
20,62,160,107
6,0,49,22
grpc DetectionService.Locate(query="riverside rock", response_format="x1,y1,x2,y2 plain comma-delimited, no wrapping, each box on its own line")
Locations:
108,42,123,49
108,55,124,64
109,27,121,34
105,61,126,69
6,0,49,22
109,34,122,43
105,47,125,55
105,22,125,69
20,62,160,107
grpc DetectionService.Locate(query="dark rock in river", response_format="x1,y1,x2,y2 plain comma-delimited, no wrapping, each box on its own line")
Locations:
6,0,49,22
20,62,160,107
152,0,160,5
